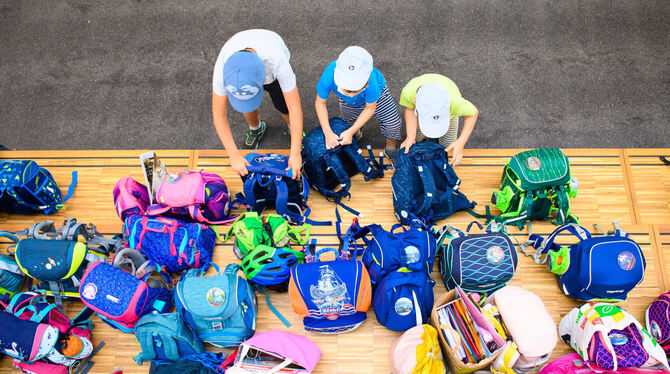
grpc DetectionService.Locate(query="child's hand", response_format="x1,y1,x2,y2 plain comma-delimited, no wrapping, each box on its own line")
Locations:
325,131,341,150
231,154,251,176
338,130,354,146
399,138,415,151
286,153,302,180
445,140,465,166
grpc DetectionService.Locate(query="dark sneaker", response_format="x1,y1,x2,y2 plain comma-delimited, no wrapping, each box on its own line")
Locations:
245,120,267,149
384,148,398,169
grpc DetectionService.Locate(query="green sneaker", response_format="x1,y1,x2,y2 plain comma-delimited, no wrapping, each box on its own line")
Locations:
245,120,267,149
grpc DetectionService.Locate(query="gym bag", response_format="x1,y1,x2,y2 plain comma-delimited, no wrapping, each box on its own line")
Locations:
146,170,234,225
113,176,151,221
0,160,77,214
124,215,216,273
228,330,322,374
646,291,670,356
301,117,384,218
289,234,372,334
79,259,173,332
559,302,670,372
356,221,436,285
436,221,517,293
523,222,645,302
175,263,257,347
133,311,204,364
490,148,578,229
373,269,435,332
391,142,475,225
235,152,314,225
483,285,557,373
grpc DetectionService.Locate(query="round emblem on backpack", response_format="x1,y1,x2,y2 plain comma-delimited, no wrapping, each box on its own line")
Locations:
651,321,663,341
609,332,628,346
395,297,413,316
525,157,542,171
617,251,636,271
403,246,420,264
486,246,505,265
167,171,181,183
206,287,225,307
348,65,355,71
82,284,97,299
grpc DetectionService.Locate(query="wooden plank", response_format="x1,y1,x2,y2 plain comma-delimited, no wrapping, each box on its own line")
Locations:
0,149,663,374
656,224,670,292
620,149,641,224
623,149,670,224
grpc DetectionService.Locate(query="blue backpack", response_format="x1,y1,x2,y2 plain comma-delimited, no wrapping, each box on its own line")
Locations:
133,311,204,365
524,222,645,302
355,221,436,285
0,160,77,214
391,142,475,225
236,153,315,225
373,269,435,332
436,221,518,293
301,118,384,218
175,264,257,347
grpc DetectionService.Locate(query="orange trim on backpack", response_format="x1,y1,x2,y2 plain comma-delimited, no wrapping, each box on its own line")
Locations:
289,276,310,316
356,265,372,311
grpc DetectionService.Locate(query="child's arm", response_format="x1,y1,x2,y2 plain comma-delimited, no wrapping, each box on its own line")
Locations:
283,87,303,179
339,102,376,146
212,91,250,176
400,107,418,151
446,105,479,166
315,95,341,149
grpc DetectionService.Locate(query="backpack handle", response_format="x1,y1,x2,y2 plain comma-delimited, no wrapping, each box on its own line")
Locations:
314,247,340,262
246,165,292,179
466,221,486,234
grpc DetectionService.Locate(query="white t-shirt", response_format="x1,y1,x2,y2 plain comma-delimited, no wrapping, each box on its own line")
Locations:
212,29,296,97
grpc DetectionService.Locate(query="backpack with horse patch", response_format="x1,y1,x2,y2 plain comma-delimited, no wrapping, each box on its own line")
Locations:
146,170,234,225
391,142,475,225
523,222,645,302
235,153,315,225
0,160,77,215
489,148,579,229
133,311,204,365
301,117,385,219
436,221,518,293
174,263,257,347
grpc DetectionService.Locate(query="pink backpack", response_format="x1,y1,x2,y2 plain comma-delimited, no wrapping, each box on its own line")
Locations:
146,170,234,225
539,353,669,373
113,176,151,221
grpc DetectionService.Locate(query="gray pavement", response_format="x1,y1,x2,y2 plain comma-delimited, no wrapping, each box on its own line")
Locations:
0,1,668,150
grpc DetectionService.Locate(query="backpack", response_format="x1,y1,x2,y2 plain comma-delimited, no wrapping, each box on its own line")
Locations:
133,311,204,364
539,353,670,374
146,170,234,225
288,234,372,334
523,222,645,302
490,148,579,229
356,221,436,285
483,286,557,373
646,291,670,356
235,153,314,225
113,176,151,221
124,215,216,273
301,117,384,218
224,212,310,260
559,302,670,372
0,160,77,214
0,234,25,299
79,258,174,332
7,219,120,307
390,325,446,374
436,221,518,293
391,142,475,225
373,270,435,332
174,263,257,347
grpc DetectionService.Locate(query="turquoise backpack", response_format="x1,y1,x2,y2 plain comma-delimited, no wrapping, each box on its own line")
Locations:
133,311,204,365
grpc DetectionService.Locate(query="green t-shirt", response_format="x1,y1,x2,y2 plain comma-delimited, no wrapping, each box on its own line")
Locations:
399,74,477,118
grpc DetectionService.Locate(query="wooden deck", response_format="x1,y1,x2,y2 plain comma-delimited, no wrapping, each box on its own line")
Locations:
0,148,669,373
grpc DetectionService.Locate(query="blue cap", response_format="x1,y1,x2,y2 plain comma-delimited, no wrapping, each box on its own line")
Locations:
223,51,266,113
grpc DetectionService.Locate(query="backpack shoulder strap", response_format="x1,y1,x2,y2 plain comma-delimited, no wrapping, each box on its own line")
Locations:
522,223,591,263
412,159,438,221
322,149,352,200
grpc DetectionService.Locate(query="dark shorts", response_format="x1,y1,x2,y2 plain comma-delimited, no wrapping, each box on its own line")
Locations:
263,80,289,115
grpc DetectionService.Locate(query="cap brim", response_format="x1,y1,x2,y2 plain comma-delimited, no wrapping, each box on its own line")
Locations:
334,67,368,91
418,113,450,138
228,91,263,114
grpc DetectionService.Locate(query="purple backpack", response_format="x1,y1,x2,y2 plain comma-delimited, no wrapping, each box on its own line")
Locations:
113,176,151,221
146,170,234,225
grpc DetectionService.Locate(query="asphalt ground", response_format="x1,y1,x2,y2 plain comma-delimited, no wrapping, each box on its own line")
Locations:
0,1,668,150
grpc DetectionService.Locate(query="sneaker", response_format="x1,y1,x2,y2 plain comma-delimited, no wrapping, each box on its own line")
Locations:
384,148,398,169
245,120,267,149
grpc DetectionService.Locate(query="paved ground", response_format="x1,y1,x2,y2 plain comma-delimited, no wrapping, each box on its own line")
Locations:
1,1,668,150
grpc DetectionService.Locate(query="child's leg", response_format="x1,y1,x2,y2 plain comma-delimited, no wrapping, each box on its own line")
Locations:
438,116,460,148
263,80,290,126
338,98,365,125
372,86,402,151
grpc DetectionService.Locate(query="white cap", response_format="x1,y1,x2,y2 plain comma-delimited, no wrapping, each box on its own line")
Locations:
415,83,451,138
334,46,373,91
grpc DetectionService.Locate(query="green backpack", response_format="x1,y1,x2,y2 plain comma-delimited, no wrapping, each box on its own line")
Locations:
224,212,310,259
490,148,579,229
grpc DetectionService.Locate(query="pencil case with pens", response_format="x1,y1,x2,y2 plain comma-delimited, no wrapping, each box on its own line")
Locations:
483,285,557,373
430,287,506,373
